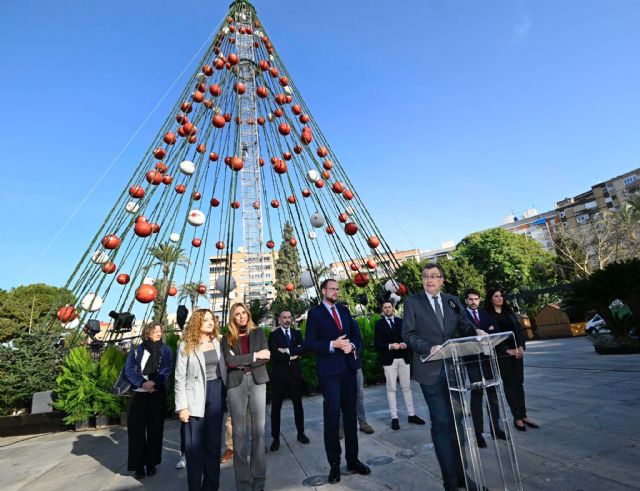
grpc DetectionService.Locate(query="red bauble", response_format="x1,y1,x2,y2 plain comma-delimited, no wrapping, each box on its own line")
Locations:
271,199,280,208
256,86,268,98
101,234,121,250
323,160,333,170
146,170,163,185
136,284,158,303
367,236,380,248
129,185,145,198
183,121,195,134
155,162,168,173
175,184,186,194
102,261,117,274
151,223,161,233
212,114,226,128
192,192,202,200
116,273,130,285
224,113,232,122
168,286,178,296
350,263,359,271
354,272,370,287
344,222,358,235
190,238,201,248
228,53,239,65
203,99,213,109
273,161,287,174
57,306,77,323
289,238,297,247
134,221,153,237
209,152,219,161
300,128,313,144
153,147,167,159
317,146,329,158
215,240,225,250
269,66,279,77
196,144,206,153
366,259,377,270
259,157,265,166
181,101,193,113
285,283,294,292
282,151,292,161
274,108,284,117
203,64,213,76
322,170,331,180
163,132,177,145
302,188,311,198
225,156,232,166
278,122,290,136
292,104,302,115
343,189,354,200
231,156,244,171
230,201,240,209
234,82,246,94
259,60,269,71
338,213,348,223
332,181,345,193
257,116,265,125
192,91,205,103
162,175,173,185
188,135,197,144
326,225,335,234
209,84,222,96
279,76,289,86
299,114,310,124
287,195,296,204
210,198,220,207
293,145,302,154
315,179,325,188
266,240,275,249
197,284,207,294
275,93,287,105
397,284,408,296
285,95,293,103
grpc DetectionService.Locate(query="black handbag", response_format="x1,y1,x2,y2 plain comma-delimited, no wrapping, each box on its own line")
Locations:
112,348,137,396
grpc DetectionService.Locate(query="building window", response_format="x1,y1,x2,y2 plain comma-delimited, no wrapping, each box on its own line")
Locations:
623,175,637,186
584,201,598,210
575,214,590,225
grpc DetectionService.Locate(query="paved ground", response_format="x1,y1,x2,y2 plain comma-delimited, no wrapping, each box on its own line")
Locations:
1,337,639,490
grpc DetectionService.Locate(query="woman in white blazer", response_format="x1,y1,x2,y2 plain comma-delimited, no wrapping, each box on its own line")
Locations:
174,309,227,491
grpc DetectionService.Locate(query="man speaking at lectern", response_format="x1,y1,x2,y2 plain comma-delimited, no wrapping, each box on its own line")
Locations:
403,263,487,491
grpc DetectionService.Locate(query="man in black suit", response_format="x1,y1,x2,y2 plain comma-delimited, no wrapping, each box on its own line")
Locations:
268,310,310,451
463,289,506,448
304,279,371,484
374,300,425,430
403,264,487,491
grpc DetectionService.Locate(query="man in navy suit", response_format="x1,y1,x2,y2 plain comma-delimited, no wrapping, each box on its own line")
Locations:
305,279,371,484
268,310,310,451
464,289,506,447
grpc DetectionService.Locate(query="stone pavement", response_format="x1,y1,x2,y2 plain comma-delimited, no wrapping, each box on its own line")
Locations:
1,337,639,490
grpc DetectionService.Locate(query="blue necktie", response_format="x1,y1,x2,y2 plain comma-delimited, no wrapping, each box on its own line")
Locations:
284,328,291,346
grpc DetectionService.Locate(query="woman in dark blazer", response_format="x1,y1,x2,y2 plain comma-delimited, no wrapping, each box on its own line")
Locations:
124,322,173,479
484,288,539,432
222,302,270,491
174,309,227,491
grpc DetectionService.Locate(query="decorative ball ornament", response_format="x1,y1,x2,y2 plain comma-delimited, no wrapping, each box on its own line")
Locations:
317,146,329,158
332,181,345,193
326,225,335,234
308,231,317,240
168,286,178,296
310,212,325,228
102,262,117,274
169,232,180,243
271,199,280,208
389,293,402,305
343,189,354,200
338,213,348,223
146,170,163,185
212,114,226,128
216,241,225,250
350,263,359,271
209,152,219,161
91,250,109,264
230,201,240,209
397,284,408,296
344,222,358,235
384,279,399,293
315,179,325,188
302,188,311,198
134,221,153,237
366,259,377,270
210,198,220,207
135,284,158,304
306,169,319,183
81,293,104,312
292,104,302,115
287,195,296,204
153,147,167,160
355,304,366,315
164,132,177,145
101,234,121,250
266,240,275,249
129,185,145,199
192,191,202,200
187,209,206,226
278,122,291,136
215,275,237,294
345,206,355,216
62,318,80,330
300,270,314,288
57,306,78,323
125,201,140,214
285,283,295,292
299,114,310,124
354,272,370,287
175,184,186,194
192,238,202,247
230,156,244,171
143,277,155,285
180,160,196,175
116,273,130,285
162,175,173,185
289,238,297,247
323,160,333,170
233,82,246,94
273,160,287,174
367,236,381,248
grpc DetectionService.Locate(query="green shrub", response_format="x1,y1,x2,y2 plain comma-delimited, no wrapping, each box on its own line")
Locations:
94,346,126,417
53,347,99,424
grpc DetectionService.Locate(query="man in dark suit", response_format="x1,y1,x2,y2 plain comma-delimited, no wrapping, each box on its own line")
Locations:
463,289,506,448
268,310,310,451
374,300,425,430
403,264,487,491
305,279,371,484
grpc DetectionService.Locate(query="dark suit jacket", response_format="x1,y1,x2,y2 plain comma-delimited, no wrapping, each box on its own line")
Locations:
402,291,477,385
269,326,304,383
465,309,496,333
485,309,526,355
374,316,410,366
222,328,269,389
304,302,362,377
124,343,173,391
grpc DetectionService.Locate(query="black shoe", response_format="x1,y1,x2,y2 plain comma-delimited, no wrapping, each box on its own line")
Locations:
408,414,425,425
146,464,156,476
491,427,507,440
297,433,310,444
391,418,400,430
514,419,526,431
134,467,145,479
523,418,539,428
458,475,489,491
476,433,487,448
270,439,280,451
347,460,371,475
328,463,341,484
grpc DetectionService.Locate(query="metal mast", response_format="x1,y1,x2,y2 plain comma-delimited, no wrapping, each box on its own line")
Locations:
235,1,265,303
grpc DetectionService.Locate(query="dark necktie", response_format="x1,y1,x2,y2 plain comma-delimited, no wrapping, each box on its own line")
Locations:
387,317,394,329
331,306,343,334
472,310,480,327
433,296,444,329
284,328,291,346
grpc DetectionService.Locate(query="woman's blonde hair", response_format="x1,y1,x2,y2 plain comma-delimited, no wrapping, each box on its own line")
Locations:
225,302,255,346
181,308,219,355
142,322,164,340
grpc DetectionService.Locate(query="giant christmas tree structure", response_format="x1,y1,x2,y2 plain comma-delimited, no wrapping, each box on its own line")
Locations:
54,0,407,339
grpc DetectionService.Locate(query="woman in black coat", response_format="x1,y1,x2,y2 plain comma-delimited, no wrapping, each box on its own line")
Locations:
484,288,539,432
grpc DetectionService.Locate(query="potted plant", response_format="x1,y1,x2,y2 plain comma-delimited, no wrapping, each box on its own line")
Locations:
94,346,126,428
53,347,98,430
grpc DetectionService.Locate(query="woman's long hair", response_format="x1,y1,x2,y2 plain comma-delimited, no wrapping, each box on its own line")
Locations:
225,302,256,346
483,287,514,315
181,308,219,355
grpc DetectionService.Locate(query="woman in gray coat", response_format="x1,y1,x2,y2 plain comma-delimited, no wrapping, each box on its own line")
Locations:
174,309,227,491
222,302,270,491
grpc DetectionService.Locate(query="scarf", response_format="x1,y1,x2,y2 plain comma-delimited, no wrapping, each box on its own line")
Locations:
142,339,163,375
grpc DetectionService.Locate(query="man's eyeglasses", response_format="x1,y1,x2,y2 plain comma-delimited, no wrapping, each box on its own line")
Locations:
422,275,442,280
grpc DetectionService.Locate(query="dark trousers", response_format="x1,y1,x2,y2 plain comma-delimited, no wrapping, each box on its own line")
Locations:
466,357,501,435
270,378,304,439
498,355,526,419
127,389,166,471
420,370,464,488
319,369,358,466
184,379,226,491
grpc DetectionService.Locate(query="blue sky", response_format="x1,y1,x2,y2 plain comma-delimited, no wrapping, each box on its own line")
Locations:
1,0,639,290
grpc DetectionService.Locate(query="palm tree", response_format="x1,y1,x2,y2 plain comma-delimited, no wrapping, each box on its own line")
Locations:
145,243,190,322
179,282,208,313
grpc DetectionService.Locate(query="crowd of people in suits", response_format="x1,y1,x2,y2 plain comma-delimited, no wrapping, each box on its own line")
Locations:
122,263,537,491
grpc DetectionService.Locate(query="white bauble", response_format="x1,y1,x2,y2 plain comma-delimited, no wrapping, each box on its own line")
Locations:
306,169,319,183
91,251,108,265
308,231,317,240
384,279,399,293
309,212,325,228
215,275,237,294
169,232,180,243
300,270,314,288
180,160,196,175
125,201,140,214
187,209,206,226
81,292,103,312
